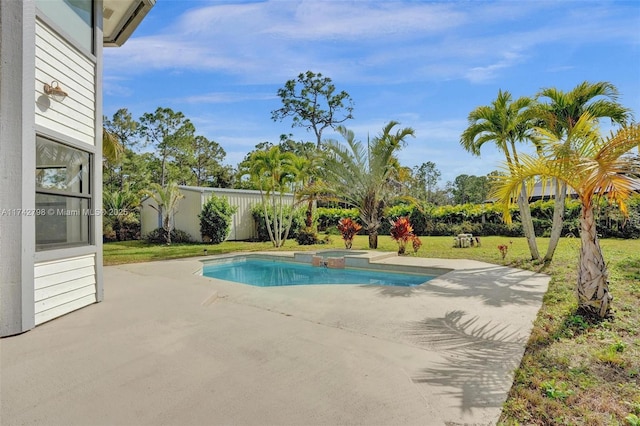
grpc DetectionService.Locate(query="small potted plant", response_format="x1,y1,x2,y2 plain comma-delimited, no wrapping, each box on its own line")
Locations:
390,216,414,255
337,217,362,249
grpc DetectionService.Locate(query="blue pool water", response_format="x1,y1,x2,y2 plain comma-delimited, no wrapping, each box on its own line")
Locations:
202,258,434,287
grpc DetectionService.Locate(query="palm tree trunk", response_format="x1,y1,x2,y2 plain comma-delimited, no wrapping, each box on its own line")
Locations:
163,214,172,245
306,199,313,228
544,181,567,262
578,205,611,318
368,229,378,249
517,183,540,260
260,191,276,247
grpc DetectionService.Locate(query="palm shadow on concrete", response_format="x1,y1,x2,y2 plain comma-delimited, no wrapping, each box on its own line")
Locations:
407,310,526,414
366,264,546,307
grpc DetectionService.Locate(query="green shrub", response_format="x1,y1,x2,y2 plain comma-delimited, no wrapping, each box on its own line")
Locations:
296,227,320,245
199,195,237,244
317,207,360,230
251,204,305,242
324,226,341,235
450,221,482,236
103,212,140,242
145,228,193,244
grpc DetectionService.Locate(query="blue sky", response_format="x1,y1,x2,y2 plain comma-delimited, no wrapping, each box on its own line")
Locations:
104,0,640,185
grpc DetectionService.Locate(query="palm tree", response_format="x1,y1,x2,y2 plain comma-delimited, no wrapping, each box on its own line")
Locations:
143,181,184,245
102,127,123,164
242,146,300,247
291,147,325,229
535,81,632,262
492,115,640,317
460,90,541,260
323,121,415,249
103,182,140,241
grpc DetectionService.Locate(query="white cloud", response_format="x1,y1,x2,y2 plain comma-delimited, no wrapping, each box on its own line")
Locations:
464,51,526,83
104,0,639,88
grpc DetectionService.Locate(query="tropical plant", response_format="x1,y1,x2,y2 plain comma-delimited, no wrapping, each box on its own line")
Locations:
241,146,301,247
390,216,415,255
337,217,362,249
145,227,192,244
295,227,320,246
199,195,237,244
288,148,324,229
323,121,415,249
143,181,184,245
411,235,422,254
102,182,140,241
460,90,541,260
492,115,640,317
535,81,632,262
497,244,509,260
251,204,305,242
102,127,123,164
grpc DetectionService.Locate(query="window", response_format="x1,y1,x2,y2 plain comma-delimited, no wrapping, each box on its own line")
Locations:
36,0,94,53
36,137,92,250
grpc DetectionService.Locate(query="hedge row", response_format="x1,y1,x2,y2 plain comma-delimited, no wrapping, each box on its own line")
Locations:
317,195,640,239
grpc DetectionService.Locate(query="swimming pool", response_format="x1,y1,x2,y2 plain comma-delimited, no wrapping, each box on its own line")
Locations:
202,257,434,287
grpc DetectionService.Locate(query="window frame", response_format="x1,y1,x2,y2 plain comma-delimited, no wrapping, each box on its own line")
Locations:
35,0,96,60
35,135,94,251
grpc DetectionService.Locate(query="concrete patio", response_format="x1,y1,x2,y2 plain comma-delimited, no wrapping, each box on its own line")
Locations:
1,253,549,425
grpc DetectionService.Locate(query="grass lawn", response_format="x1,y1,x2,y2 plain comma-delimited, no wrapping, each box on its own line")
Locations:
104,235,640,425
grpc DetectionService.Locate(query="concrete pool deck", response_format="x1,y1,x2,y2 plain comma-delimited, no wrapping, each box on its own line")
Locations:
1,252,549,425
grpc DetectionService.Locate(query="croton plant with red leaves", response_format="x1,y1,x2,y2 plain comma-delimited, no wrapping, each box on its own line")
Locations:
337,218,362,249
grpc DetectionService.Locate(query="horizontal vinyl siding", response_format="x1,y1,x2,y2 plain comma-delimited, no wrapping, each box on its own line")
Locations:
34,254,97,325
34,19,95,145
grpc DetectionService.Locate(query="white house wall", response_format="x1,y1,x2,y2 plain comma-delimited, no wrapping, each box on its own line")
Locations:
34,19,95,145
34,254,97,325
32,16,99,329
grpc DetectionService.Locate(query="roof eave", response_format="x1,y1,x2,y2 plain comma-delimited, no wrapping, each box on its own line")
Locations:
103,0,155,47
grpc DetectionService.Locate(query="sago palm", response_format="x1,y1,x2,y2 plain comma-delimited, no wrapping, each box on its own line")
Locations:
323,121,415,249
535,81,632,262
460,90,541,260
492,115,640,317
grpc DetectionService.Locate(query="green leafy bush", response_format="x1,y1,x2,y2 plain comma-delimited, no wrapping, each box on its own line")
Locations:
199,195,237,244
317,207,360,230
296,227,320,245
312,195,640,239
145,228,193,244
251,204,305,242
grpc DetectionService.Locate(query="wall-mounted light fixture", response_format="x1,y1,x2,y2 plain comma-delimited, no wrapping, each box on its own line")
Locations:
44,81,68,102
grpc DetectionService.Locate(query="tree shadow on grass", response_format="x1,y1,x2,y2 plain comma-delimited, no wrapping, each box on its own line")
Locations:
408,310,527,414
367,264,547,307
